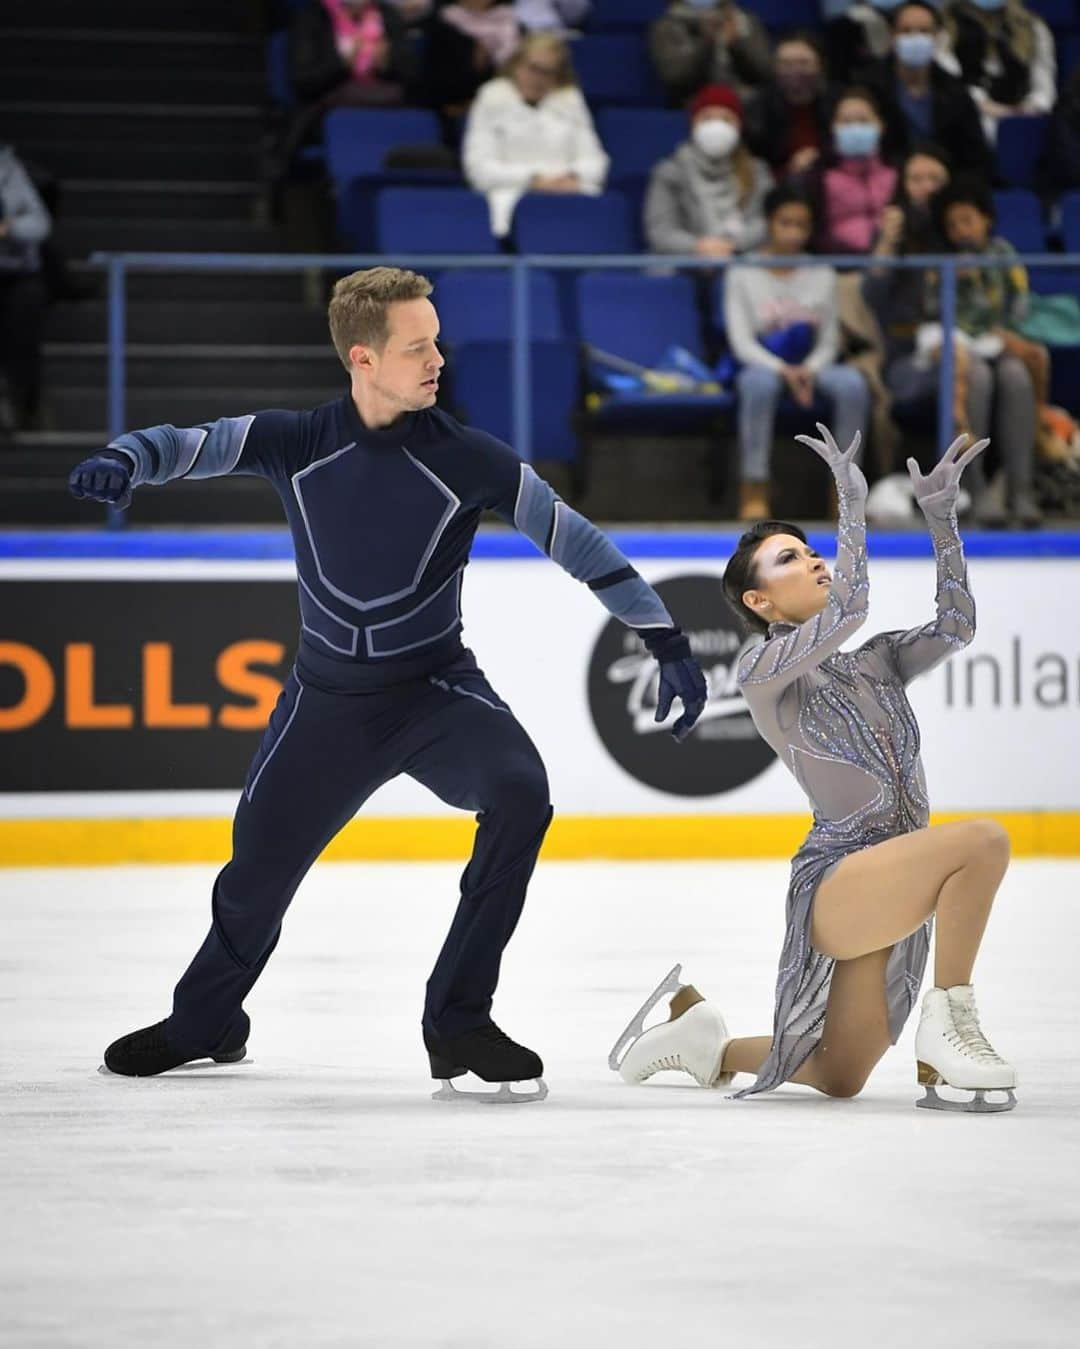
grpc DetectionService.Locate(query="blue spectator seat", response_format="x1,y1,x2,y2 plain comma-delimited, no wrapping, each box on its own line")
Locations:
267,29,295,108
436,270,564,341
992,189,1046,253
324,108,442,185
589,0,666,30
572,34,665,106
576,272,733,427
595,108,685,185
995,116,1051,189
743,0,820,31
374,187,497,254
513,192,637,254
1029,265,1080,296
1027,0,1077,32
451,341,582,464
1061,189,1080,250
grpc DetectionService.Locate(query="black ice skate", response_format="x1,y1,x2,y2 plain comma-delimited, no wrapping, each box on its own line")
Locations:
424,1022,547,1103
101,1018,249,1077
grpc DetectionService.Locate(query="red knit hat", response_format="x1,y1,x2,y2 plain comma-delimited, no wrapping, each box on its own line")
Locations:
689,84,743,124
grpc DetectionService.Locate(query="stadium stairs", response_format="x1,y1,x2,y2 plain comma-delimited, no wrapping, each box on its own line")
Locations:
0,0,342,525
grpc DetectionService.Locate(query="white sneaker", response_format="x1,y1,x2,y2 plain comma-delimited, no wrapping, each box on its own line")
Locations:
914,985,1017,1113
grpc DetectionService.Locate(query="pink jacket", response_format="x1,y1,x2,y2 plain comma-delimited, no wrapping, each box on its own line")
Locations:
821,157,897,254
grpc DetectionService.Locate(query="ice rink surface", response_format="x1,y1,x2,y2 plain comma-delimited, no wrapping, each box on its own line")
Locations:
2,857,1078,1348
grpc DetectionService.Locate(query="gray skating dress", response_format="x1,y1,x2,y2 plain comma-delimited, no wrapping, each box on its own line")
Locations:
733,464,976,1098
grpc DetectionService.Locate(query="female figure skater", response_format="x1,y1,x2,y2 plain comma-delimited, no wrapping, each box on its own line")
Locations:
609,424,1017,1112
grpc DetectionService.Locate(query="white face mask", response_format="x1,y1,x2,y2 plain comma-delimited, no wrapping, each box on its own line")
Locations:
895,32,936,68
693,119,740,159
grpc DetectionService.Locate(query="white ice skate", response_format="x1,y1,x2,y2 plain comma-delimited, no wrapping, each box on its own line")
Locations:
914,985,1017,1113
608,964,733,1089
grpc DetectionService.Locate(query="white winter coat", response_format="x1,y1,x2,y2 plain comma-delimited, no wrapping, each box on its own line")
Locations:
463,77,609,236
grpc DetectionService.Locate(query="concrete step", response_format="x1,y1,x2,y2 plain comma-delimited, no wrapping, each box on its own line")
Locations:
44,345,343,390
0,29,262,77
55,217,282,257
45,386,344,434
10,0,256,33
27,139,262,182
1,103,263,150
1,67,264,104
45,299,329,346
62,180,261,223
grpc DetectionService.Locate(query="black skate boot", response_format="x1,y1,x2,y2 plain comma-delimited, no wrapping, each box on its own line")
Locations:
424,1023,547,1103
102,1016,249,1077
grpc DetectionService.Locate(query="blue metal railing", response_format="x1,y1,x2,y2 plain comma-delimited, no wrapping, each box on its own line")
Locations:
92,249,1079,521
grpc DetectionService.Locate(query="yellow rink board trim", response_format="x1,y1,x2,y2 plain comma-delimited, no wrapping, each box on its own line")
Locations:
1,812,1079,866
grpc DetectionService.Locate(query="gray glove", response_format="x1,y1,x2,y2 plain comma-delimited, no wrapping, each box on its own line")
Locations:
794,422,866,502
907,433,990,522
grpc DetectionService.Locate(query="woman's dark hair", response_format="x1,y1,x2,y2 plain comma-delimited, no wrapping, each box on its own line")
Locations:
833,84,885,121
773,28,826,61
888,0,942,29
763,182,817,227
722,520,809,636
932,175,995,238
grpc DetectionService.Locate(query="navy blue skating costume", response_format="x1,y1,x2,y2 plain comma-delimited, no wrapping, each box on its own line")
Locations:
92,394,695,1062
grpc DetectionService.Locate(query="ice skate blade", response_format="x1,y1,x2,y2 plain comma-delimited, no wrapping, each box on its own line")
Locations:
916,1084,1017,1113
431,1077,549,1104
97,1054,252,1077
607,963,683,1073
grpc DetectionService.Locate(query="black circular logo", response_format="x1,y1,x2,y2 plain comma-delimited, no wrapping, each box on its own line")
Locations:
587,573,776,797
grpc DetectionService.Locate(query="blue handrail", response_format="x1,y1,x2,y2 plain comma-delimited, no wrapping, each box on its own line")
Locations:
91,248,1080,527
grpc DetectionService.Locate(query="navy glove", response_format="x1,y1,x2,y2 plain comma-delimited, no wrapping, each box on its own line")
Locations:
641,627,707,743
69,451,133,510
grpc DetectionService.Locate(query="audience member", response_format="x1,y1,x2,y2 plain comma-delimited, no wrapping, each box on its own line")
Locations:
423,1,522,125
0,142,51,434
278,0,416,176
743,31,835,179
649,1,772,106
723,183,870,520
943,0,1056,144
856,1,991,176
514,0,590,31
878,177,1042,523
463,33,609,237
807,86,898,253
385,0,434,24
823,0,905,76
645,84,772,256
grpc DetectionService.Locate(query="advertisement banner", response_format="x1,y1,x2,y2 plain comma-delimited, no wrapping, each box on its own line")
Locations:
1,548,1078,822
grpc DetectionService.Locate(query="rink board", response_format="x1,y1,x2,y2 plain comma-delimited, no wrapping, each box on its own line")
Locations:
1,530,1078,861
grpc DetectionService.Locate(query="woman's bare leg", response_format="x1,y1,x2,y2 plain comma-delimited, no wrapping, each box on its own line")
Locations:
811,819,1010,987
721,947,893,1097
719,820,1010,1097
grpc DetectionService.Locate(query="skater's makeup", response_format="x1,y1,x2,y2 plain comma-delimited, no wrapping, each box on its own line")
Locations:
723,520,829,635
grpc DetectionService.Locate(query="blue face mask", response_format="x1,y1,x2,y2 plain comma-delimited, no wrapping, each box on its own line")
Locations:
970,0,1006,9
834,122,881,158
895,32,936,67
684,0,718,9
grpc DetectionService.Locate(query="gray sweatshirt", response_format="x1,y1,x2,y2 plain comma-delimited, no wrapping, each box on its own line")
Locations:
0,146,51,273
645,141,771,254
722,262,839,373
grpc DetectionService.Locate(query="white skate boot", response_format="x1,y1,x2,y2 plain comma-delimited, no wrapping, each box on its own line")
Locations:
914,985,1017,1113
608,964,732,1089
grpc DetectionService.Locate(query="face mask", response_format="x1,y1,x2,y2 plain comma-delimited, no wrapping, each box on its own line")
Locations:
970,0,1006,9
895,32,936,67
870,0,904,9
684,0,718,9
693,119,740,159
834,122,881,158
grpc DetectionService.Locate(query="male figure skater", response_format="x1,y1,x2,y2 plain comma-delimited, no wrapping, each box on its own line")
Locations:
69,267,707,1102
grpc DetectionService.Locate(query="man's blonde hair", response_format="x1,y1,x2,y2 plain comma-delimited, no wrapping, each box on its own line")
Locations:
327,266,434,371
